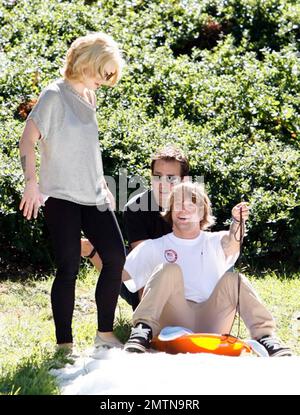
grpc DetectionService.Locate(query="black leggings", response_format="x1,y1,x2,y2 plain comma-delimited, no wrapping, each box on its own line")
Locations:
44,197,126,344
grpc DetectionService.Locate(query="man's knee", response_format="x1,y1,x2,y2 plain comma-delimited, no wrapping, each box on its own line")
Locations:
220,271,248,288
163,263,181,271
152,262,183,282
222,271,237,279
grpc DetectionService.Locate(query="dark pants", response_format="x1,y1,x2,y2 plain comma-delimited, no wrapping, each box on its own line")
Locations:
44,197,126,344
119,246,140,311
120,283,140,311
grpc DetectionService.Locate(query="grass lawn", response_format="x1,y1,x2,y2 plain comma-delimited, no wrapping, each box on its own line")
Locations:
0,267,299,395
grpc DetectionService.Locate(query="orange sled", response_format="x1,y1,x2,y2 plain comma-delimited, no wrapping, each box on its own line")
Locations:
151,327,252,356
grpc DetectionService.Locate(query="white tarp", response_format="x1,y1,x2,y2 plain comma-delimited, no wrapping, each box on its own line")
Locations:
50,349,300,395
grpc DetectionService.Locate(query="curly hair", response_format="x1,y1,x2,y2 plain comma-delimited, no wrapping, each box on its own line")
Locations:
162,182,216,230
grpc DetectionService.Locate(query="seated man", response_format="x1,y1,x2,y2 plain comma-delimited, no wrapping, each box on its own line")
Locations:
122,182,292,357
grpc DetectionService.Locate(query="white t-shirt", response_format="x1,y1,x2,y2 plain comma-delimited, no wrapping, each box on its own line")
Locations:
124,231,238,303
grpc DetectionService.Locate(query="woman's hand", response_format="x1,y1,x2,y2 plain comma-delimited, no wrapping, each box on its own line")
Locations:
19,181,44,220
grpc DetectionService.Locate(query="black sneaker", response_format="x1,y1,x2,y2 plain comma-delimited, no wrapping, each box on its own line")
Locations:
124,323,152,353
257,335,293,357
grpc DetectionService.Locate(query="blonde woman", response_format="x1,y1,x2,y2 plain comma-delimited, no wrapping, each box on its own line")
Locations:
19,33,126,352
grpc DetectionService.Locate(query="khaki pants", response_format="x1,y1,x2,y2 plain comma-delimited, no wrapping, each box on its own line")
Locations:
133,263,275,339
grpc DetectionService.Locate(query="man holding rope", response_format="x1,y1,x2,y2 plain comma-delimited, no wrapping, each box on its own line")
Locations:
122,182,292,357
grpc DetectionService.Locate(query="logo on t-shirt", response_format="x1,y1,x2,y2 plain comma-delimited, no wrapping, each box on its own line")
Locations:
164,249,178,263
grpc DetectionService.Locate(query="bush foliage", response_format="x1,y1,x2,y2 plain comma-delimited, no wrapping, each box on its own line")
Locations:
0,0,299,271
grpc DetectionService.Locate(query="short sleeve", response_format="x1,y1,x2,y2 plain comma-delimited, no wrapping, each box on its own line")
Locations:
211,231,239,273
27,88,64,140
123,208,149,245
123,240,157,292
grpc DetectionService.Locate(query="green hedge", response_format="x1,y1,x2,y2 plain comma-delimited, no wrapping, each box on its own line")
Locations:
0,0,299,272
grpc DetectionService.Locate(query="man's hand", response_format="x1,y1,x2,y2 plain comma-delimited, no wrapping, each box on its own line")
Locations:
122,269,131,282
19,181,44,220
101,178,116,210
231,202,250,223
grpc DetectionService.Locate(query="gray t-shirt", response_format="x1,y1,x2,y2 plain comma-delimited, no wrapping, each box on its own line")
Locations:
28,78,108,206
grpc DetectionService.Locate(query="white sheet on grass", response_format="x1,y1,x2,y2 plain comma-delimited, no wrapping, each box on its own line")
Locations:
50,348,300,395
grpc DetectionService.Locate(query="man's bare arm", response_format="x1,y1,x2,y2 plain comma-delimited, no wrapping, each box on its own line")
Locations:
221,202,249,258
122,269,131,282
130,240,146,250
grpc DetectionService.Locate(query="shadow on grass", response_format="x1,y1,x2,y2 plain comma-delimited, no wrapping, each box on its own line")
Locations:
0,313,133,396
0,262,95,283
0,349,76,396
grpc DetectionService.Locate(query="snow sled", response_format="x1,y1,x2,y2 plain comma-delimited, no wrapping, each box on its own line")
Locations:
151,326,268,357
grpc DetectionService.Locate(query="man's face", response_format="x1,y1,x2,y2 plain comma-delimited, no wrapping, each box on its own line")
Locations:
171,197,204,233
151,159,182,208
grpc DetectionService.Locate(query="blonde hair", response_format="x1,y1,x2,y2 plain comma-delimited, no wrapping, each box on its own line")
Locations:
62,32,124,86
162,182,216,230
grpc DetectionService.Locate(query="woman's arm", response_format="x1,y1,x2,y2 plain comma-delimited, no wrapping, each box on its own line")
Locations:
19,119,44,220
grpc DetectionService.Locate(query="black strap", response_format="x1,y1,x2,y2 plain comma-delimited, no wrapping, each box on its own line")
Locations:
236,207,243,338
229,206,244,338
87,247,97,259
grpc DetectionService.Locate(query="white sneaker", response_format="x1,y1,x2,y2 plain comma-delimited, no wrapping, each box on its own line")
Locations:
94,332,123,350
